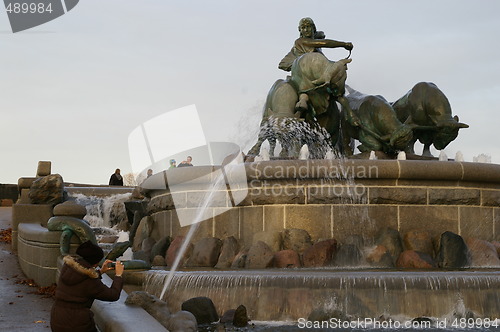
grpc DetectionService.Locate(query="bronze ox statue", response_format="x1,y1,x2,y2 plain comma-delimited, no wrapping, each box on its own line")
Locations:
341,87,417,155
341,82,468,157
392,82,469,156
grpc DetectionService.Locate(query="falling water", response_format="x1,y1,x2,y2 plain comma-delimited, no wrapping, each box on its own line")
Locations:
69,192,131,228
299,144,310,160
145,270,500,322
255,117,335,159
159,171,227,300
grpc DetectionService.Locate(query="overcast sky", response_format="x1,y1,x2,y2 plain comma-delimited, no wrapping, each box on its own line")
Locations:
1,0,499,184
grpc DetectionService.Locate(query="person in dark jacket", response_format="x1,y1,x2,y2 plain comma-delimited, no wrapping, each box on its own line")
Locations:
50,241,124,332
109,168,124,186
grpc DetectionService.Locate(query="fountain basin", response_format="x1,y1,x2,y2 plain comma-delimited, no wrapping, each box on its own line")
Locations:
142,159,500,245
130,269,500,321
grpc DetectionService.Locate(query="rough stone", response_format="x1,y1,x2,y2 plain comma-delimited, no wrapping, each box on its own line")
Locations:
396,250,436,269
99,235,119,244
220,309,235,323
53,200,87,219
115,219,130,232
403,230,434,257
150,236,171,260
132,216,153,251
36,161,51,177
365,245,394,268
28,174,65,205
233,305,249,327
129,209,146,248
181,296,219,324
152,255,167,266
273,249,301,268
437,231,469,268
147,194,177,215
187,237,222,267
282,228,313,254
465,238,500,267
141,237,157,256
375,227,403,263
167,310,197,332
333,244,362,267
302,239,337,267
132,250,150,262
230,248,249,268
246,241,274,269
253,230,282,252
109,202,128,227
215,236,240,269
165,235,193,267
125,291,170,328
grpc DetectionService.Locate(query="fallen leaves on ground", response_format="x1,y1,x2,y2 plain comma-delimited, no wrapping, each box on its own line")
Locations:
0,228,12,243
34,284,57,298
15,278,57,298
16,278,37,287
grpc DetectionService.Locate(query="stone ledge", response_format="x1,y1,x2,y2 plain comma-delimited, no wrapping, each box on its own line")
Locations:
369,187,426,205
482,190,500,206
428,188,480,205
66,186,135,197
93,274,168,332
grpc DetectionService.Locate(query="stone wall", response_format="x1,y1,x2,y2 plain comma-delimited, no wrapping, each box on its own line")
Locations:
0,184,18,203
17,223,79,286
143,160,500,246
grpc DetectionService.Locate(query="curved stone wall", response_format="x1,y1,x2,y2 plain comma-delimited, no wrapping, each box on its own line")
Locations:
17,223,79,286
143,160,500,245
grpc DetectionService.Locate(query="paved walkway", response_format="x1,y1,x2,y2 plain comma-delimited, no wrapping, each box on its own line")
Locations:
0,207,54,331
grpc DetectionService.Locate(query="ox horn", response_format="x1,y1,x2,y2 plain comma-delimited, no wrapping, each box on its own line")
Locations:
437,120,469,128
453,115,469,128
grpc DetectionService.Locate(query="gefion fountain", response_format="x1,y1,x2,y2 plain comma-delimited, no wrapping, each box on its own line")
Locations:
12,17,500,331
129,17,500,330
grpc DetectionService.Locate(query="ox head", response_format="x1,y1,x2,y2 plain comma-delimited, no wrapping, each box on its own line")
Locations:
318,58,351,98
433,115,469,150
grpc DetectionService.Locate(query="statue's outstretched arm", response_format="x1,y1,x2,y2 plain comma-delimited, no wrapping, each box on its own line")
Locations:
303,38,353,50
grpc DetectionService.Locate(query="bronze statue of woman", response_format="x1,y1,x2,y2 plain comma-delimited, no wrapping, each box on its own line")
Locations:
278,17,353,71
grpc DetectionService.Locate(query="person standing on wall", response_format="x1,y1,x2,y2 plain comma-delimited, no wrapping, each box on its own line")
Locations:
50,240,125,332
109,168,123,186
177,156,193,167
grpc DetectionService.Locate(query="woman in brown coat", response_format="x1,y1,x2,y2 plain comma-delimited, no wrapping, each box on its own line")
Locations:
50,240,125,332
